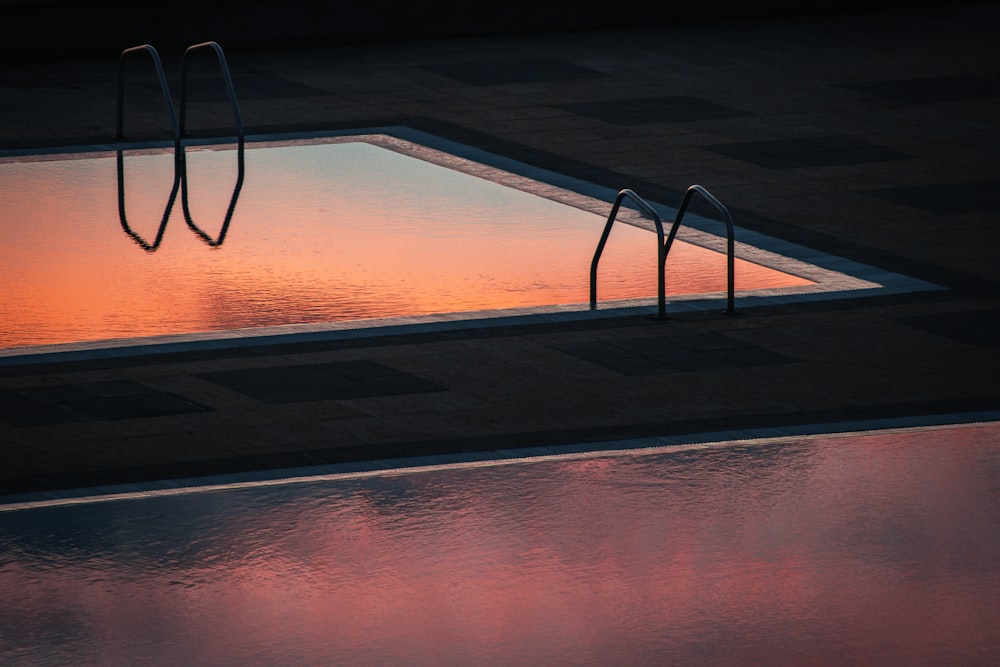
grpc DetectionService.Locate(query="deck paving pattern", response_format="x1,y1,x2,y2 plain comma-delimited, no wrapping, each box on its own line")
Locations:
1,2,998,499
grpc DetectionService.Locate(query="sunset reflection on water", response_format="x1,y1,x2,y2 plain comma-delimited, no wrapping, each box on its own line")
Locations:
1,422,998,665
0,138,812,350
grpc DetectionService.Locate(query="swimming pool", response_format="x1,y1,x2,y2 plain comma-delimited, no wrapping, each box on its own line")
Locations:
2,418,998,665
0,129,928,361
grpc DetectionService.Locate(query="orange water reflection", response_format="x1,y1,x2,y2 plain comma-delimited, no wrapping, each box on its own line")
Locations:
0,141,812,349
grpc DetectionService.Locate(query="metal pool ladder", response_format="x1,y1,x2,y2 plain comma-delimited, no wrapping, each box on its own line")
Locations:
116,40,244,146
590,185,737,319
116,44,179,146
179,41,245,145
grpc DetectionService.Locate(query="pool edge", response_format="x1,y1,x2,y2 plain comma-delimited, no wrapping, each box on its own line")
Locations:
3,411,998,511
0,128,946,367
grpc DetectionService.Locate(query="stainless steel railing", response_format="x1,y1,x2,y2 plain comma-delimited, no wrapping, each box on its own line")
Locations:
116,44,180,145
116,41,243,146
180,41,245,145
590,185,737,318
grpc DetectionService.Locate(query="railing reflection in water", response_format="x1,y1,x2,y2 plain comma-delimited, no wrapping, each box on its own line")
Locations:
117,142,245,251
116,39,245,252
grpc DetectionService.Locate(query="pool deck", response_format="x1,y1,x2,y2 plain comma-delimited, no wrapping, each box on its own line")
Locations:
1,2,999,500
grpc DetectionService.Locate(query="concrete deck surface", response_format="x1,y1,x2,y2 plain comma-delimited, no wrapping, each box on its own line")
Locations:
1,2,998,500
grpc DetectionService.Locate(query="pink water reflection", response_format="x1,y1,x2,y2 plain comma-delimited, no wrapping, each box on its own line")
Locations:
2,422,999,665
0,140,812,349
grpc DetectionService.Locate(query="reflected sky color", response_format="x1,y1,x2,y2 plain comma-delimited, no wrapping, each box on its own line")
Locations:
1,422,999,665
0,139,812,349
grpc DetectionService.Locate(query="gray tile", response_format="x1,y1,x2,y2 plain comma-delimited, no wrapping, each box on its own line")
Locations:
702,135,912,168
838,75,1000,104
555,96,753,125
136,74,328,101
197,360,447,403
418,57,605,85
0,381,209,426
549,341,637,361
596,357,685,375
0,392,69,427
860,181,1000,214
552,334,797,376
895,309,1000,348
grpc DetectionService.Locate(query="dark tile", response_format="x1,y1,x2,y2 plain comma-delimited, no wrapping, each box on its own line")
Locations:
331,359,406,379
550,341,637,361
0,381,209,427
657,353,733,373
663,333,748,352
362,373,446,395
552,334,797,376
860,181,1000,214
611,336,688,356
197,360,446,403
596,357,684,375
838,75,1000,104
136,74,328,101
0,391,71,427
71,392,206,420
702,135,912,168
418,57,605,85
0,68,105,87
712,346,797,367
614,332,745,355
895,309,1000,348
555,96,753,125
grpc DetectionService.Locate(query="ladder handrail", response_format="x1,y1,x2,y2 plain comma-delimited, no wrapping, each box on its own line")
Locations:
590,185,737,318
116,44,180,145
590,188,668,318
665,185,737,315
180,41,244,143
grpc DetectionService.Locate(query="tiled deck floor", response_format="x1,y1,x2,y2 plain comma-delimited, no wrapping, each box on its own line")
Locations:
1,2,998,499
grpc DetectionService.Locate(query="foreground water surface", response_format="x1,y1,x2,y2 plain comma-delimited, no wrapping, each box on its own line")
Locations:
2,421,999,666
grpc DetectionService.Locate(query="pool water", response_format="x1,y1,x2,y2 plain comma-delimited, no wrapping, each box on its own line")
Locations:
2,421,999,665
0,135,816,352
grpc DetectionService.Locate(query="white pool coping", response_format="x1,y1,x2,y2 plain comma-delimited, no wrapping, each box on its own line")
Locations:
2,412,997,512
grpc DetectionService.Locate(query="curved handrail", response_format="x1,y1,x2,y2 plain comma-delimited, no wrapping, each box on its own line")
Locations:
590,185,738,317
180,41,244,144
666,184,737,315
590,188,667,318
116,44,180,145
116,149,181,252
179,142,246,247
